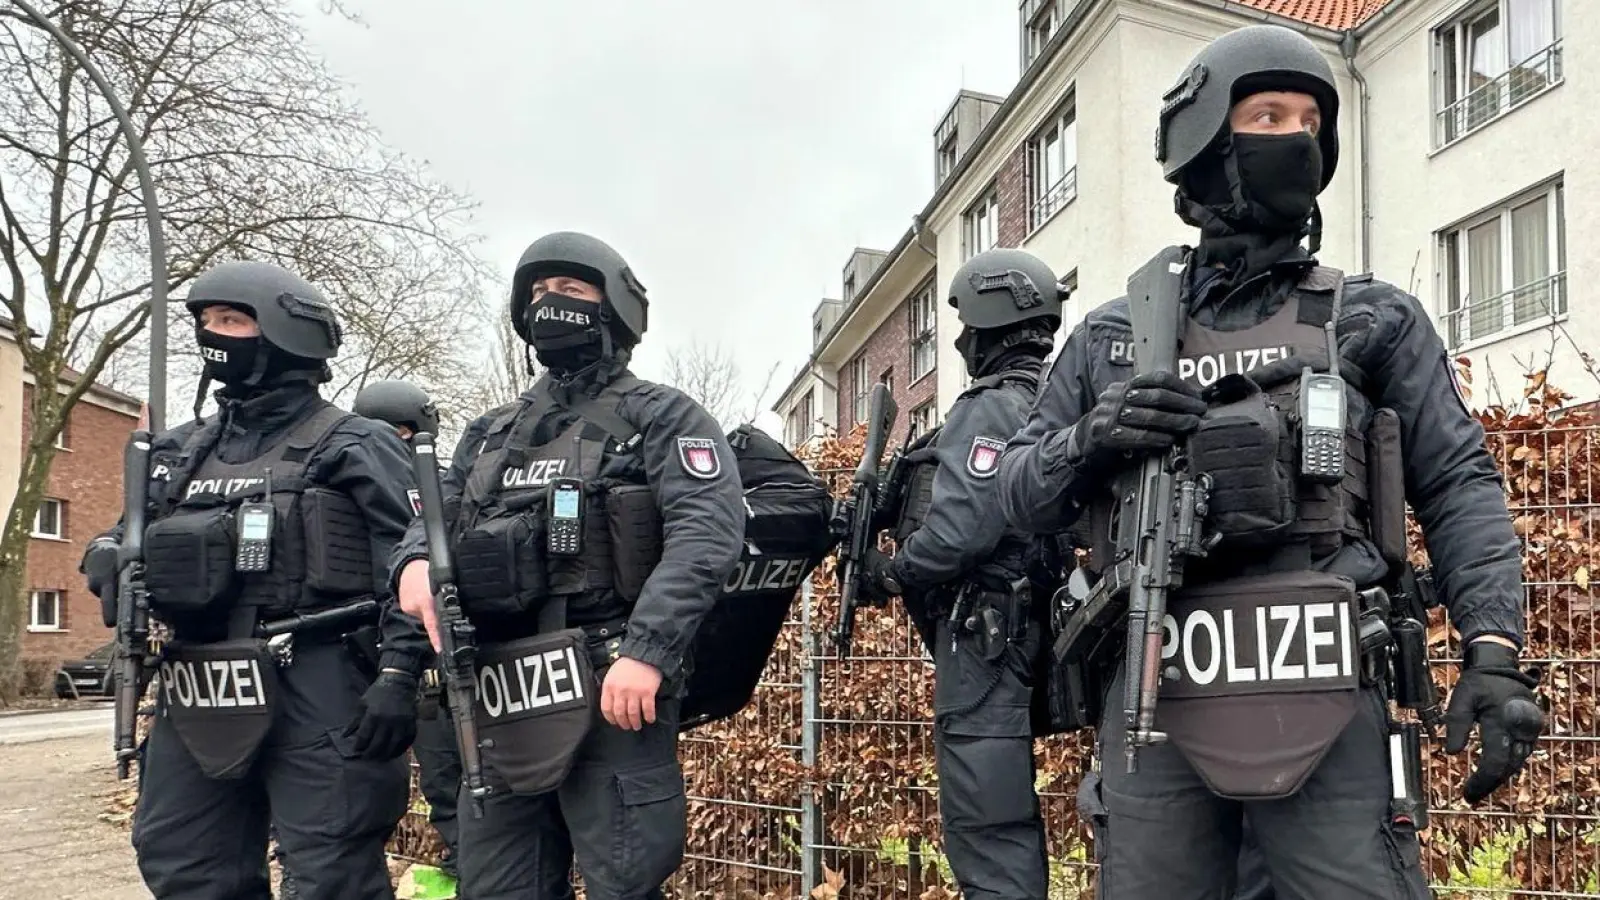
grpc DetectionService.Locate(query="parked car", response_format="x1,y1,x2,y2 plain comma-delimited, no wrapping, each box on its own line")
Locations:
54,641,116,699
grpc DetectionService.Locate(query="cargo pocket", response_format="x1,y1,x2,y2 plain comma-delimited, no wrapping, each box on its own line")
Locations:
321,726,410,840
613,760,687,892
1381,819,1430,900
1077,771,1110,898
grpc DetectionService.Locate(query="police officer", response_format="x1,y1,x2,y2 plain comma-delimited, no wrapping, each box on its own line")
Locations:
353,379,465,884
997,24,1543,898
82,260,428,900
391,231,745,900
859,248,1060,899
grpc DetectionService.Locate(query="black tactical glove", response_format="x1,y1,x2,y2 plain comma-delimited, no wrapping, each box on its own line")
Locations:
1443,640,1544,804
1066,373,1207,472
80,537,120,627
344,669,420,761
861,547,902,604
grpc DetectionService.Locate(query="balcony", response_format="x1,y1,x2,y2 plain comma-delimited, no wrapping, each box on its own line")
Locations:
1441,271,1568,351
1435,40,1563,149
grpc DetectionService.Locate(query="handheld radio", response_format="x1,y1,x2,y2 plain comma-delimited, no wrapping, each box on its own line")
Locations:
235,468,275,572
545,477,585,558
1298,316,1347,486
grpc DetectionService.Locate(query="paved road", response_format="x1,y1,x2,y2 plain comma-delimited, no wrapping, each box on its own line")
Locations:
0,732,150,899
0,706,114,745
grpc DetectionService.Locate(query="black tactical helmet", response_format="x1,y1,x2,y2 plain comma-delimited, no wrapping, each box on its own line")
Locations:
509,232,649,346
353,379,439,436
183,261,342,360
947,248,1064,330
1155,24,1340,189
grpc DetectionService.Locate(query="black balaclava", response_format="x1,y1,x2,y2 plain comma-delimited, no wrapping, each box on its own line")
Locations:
1176,128,1323,286
191,306,324,419
955,324,1053,380
523,292,609,373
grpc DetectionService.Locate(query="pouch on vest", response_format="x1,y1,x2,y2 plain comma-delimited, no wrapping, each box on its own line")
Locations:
301,488,373,595
606,484,662,601
158,638,278,780
1157,569,1361,800
1188,374,1296,548
474,630,597,796
455,513,548,617
144,504,238,615
681,424,835,731
889,432,940,544
1365,408,1406,566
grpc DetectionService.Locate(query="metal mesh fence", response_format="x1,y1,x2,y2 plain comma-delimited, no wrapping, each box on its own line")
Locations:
390,430,1600,897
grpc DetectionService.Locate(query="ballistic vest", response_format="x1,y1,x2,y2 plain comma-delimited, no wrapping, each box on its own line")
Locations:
142,402,374,626
1085,265,1371,578
450,374,661,636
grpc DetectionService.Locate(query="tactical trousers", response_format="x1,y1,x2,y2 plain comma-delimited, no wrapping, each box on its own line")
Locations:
413,703,463,870
1078,661,1430,900
931,609,1048,900
131,641,411,900
457,685,687,900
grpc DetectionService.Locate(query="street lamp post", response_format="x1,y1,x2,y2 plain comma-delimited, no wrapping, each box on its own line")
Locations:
10,0,168,432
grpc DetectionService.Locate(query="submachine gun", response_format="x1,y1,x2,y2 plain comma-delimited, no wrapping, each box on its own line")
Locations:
830,382,897,658
112,430,153,779
412,432,489,818
1051,246,1218,773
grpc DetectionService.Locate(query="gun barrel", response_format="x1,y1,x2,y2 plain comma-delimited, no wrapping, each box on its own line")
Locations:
113,430,153,780
411,432,489,817
832,383,897,659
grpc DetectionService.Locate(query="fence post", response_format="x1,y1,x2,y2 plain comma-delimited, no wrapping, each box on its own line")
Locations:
800,576,825,892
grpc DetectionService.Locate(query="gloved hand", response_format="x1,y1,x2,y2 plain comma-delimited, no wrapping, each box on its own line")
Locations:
80,538,120,627
1066,373,1207,472
861,547,901,604
344,669,420,761
1443,640,1544,804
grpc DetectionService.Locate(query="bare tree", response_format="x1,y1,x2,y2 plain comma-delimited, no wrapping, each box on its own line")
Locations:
0,0,490,697
662,339,780,429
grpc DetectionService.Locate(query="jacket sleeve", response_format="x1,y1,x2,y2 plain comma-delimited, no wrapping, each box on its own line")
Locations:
620,386,745,680
997,320,1102,534
320,419,430,676
1351,280,1525,646
387,414,490,594
83,422,196,553
891,392,1016,592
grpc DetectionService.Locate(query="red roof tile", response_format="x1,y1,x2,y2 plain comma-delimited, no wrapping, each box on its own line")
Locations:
1232,0,1398,30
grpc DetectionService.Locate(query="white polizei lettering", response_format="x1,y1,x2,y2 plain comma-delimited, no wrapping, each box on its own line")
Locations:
1181,610,1222,686
506,655,532,714
1160,614,1180,660
232,659,256,705
1303,602,1341,679
1222,610,1256,682
158,658,266,709
1179,346,1295,387
173,662,196,706
547,647,583,704
1255,606,1271,677
726,558,809,594
1338,600,1354,677
532,307,589,325
502,459,567,489
1270,605,1305,680
205,660,231,708
160,662,178,707
479,665,505,718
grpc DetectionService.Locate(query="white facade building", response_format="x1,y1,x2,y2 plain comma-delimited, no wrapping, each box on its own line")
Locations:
775,0,1589,445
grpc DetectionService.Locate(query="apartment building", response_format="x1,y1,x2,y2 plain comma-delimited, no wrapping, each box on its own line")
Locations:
775,0,1590,444
1,317,142,661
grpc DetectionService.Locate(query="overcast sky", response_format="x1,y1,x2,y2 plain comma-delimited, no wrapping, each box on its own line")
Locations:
294,0,1018,420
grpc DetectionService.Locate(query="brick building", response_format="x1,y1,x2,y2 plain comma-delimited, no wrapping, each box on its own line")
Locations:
1,317,142,662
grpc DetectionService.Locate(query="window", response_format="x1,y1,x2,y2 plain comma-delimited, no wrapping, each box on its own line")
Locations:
1020,0,1061,69
962,190,999,261
843,274,857,302
32,498,64,539
54,420,69,450
849,356,871,425
28,590,62,631
908,401,939,442
786,389,815,447
1434,0,1562,146
880,368,895,400
1438,179,1566,349
909,281,938,382
1028,99,1078,231
935,112,959,186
